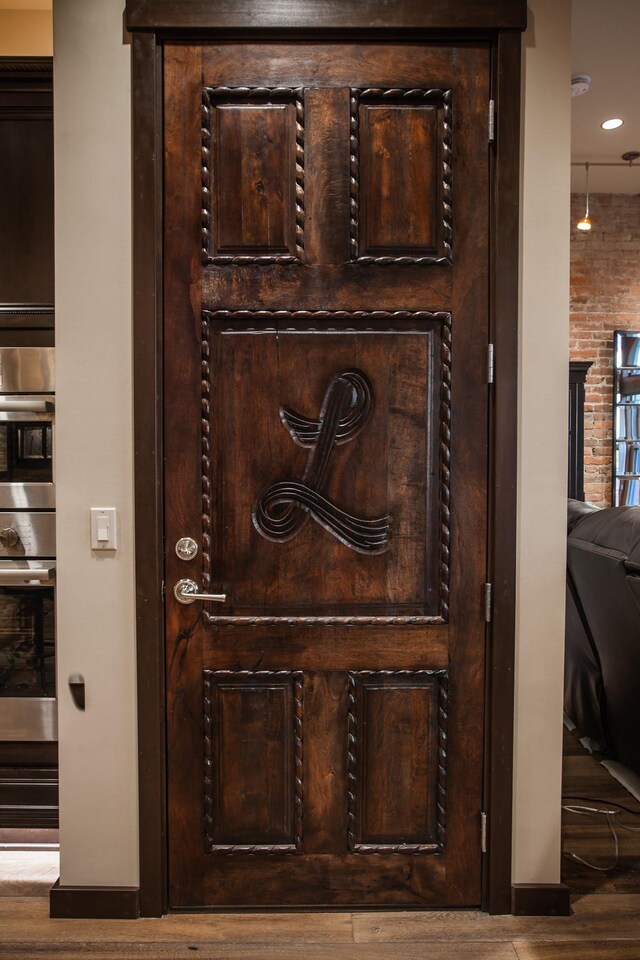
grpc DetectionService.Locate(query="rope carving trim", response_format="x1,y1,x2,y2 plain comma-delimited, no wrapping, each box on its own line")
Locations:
350,87,452,266
347,669,448,854
201,309,451,625
201,86,304,265
203,670,304,855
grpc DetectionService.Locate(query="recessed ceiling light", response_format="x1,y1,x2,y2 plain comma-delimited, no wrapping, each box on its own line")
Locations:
602,118,624,130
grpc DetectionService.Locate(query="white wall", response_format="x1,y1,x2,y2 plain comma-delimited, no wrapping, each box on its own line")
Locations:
513,0,571,883
52,0,571,896
54,0,138,886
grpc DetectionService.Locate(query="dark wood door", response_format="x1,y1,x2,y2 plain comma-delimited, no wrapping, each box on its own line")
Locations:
164,41,490,908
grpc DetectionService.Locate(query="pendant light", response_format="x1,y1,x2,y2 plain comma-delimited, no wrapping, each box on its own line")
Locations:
577,162,592,231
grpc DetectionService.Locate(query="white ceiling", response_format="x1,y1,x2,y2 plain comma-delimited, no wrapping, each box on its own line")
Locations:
0,1,51,8
571,0,640,193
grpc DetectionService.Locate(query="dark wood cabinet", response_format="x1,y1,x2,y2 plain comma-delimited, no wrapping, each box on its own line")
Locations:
0,58,54,330
568,361,592,502
0,58,57,829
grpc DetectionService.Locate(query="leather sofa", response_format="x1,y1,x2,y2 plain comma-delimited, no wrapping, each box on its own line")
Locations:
566,499,640,776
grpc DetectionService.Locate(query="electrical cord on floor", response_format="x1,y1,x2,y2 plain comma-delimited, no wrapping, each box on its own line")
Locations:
561,798,640,871
562,795,640,818
562,804,619,871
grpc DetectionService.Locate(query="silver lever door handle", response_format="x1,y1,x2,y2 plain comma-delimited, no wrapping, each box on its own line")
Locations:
173,578,227,605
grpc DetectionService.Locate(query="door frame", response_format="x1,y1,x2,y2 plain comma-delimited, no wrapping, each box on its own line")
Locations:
126,0,526,917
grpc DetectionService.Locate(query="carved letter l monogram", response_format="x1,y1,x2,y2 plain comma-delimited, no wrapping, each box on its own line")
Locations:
252,370,390,554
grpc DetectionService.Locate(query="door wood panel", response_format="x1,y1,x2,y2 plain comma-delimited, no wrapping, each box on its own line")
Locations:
352,87,451,263
164,40,489,909
203,670,303,853
203,87,304,263
347,670,447,853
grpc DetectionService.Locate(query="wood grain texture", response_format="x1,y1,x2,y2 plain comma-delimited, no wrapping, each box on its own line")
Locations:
351,900,640,942
131,30,167,919
126,0,528,32
202,87,303,263
129,0,527,920
7,887,640,956
351,88,451,264
202,262,451,311
0,943,520,960
561,726,640,894
484,30,522,915
513,944,640,960
7,893,640,949
348,671,447,852
203,670,303,853
200,311,447,622
164,39,489,908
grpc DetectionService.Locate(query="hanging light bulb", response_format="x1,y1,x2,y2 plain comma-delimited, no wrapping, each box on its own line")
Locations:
577,162,592,231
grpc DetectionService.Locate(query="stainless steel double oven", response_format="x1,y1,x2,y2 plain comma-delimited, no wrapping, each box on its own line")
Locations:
0,347,56,742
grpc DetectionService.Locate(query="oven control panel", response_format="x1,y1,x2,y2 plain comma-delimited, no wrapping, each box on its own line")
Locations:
0,512,55,558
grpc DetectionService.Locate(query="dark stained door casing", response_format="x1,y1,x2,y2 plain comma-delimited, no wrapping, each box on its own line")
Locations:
164,41,490,908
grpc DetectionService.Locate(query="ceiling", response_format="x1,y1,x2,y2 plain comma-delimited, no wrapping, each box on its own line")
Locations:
0,1,51,8
571,0,640,193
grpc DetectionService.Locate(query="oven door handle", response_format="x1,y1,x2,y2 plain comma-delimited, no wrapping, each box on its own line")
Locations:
0,566,55,584
0,399,54,414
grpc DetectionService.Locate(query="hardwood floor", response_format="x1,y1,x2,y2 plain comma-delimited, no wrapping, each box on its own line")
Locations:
0,728,639,958
562,725,640,893
0,894,639,958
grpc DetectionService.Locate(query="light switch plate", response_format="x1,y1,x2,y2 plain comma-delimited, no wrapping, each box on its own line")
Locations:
90,507,117,550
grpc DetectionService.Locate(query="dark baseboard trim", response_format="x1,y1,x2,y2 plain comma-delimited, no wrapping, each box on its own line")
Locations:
49,879,139,919
511,883,571,916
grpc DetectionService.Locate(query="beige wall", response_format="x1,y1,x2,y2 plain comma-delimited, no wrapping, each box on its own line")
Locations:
513,0,571,883
54,0,138,886
52,0,571,895
0,10,52,54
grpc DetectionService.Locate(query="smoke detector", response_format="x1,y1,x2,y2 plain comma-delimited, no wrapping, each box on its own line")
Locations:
571,75,592,97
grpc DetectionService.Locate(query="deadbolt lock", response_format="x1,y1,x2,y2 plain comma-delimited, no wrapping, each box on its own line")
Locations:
175,537,198,561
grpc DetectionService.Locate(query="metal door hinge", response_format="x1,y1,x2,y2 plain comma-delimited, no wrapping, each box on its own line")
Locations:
484,583,492,623
488,100,495,143
487,343,494,384
480,811,488,853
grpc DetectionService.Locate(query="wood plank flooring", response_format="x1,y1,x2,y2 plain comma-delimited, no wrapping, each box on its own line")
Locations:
562,725,640,893
1,728,640,958
0,895,639,959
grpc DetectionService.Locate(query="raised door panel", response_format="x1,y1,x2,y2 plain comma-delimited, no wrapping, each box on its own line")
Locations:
204,670,303,853
202,310,449,621
348,670,447,852
202,87,303,263
351,88,451,264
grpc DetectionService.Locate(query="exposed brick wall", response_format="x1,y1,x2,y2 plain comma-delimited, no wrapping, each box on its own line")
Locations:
570,192,640,506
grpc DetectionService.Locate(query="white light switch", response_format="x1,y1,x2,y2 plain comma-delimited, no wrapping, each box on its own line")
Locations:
90,507,117,550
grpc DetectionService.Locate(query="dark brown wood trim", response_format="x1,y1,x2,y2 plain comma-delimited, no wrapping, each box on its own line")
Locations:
0,56,52,80
49,880,139,919
131,8,525,919
483,30,521,915
0,56,53,120
132,31,167,919
511,883,571,917
126,1,526,32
